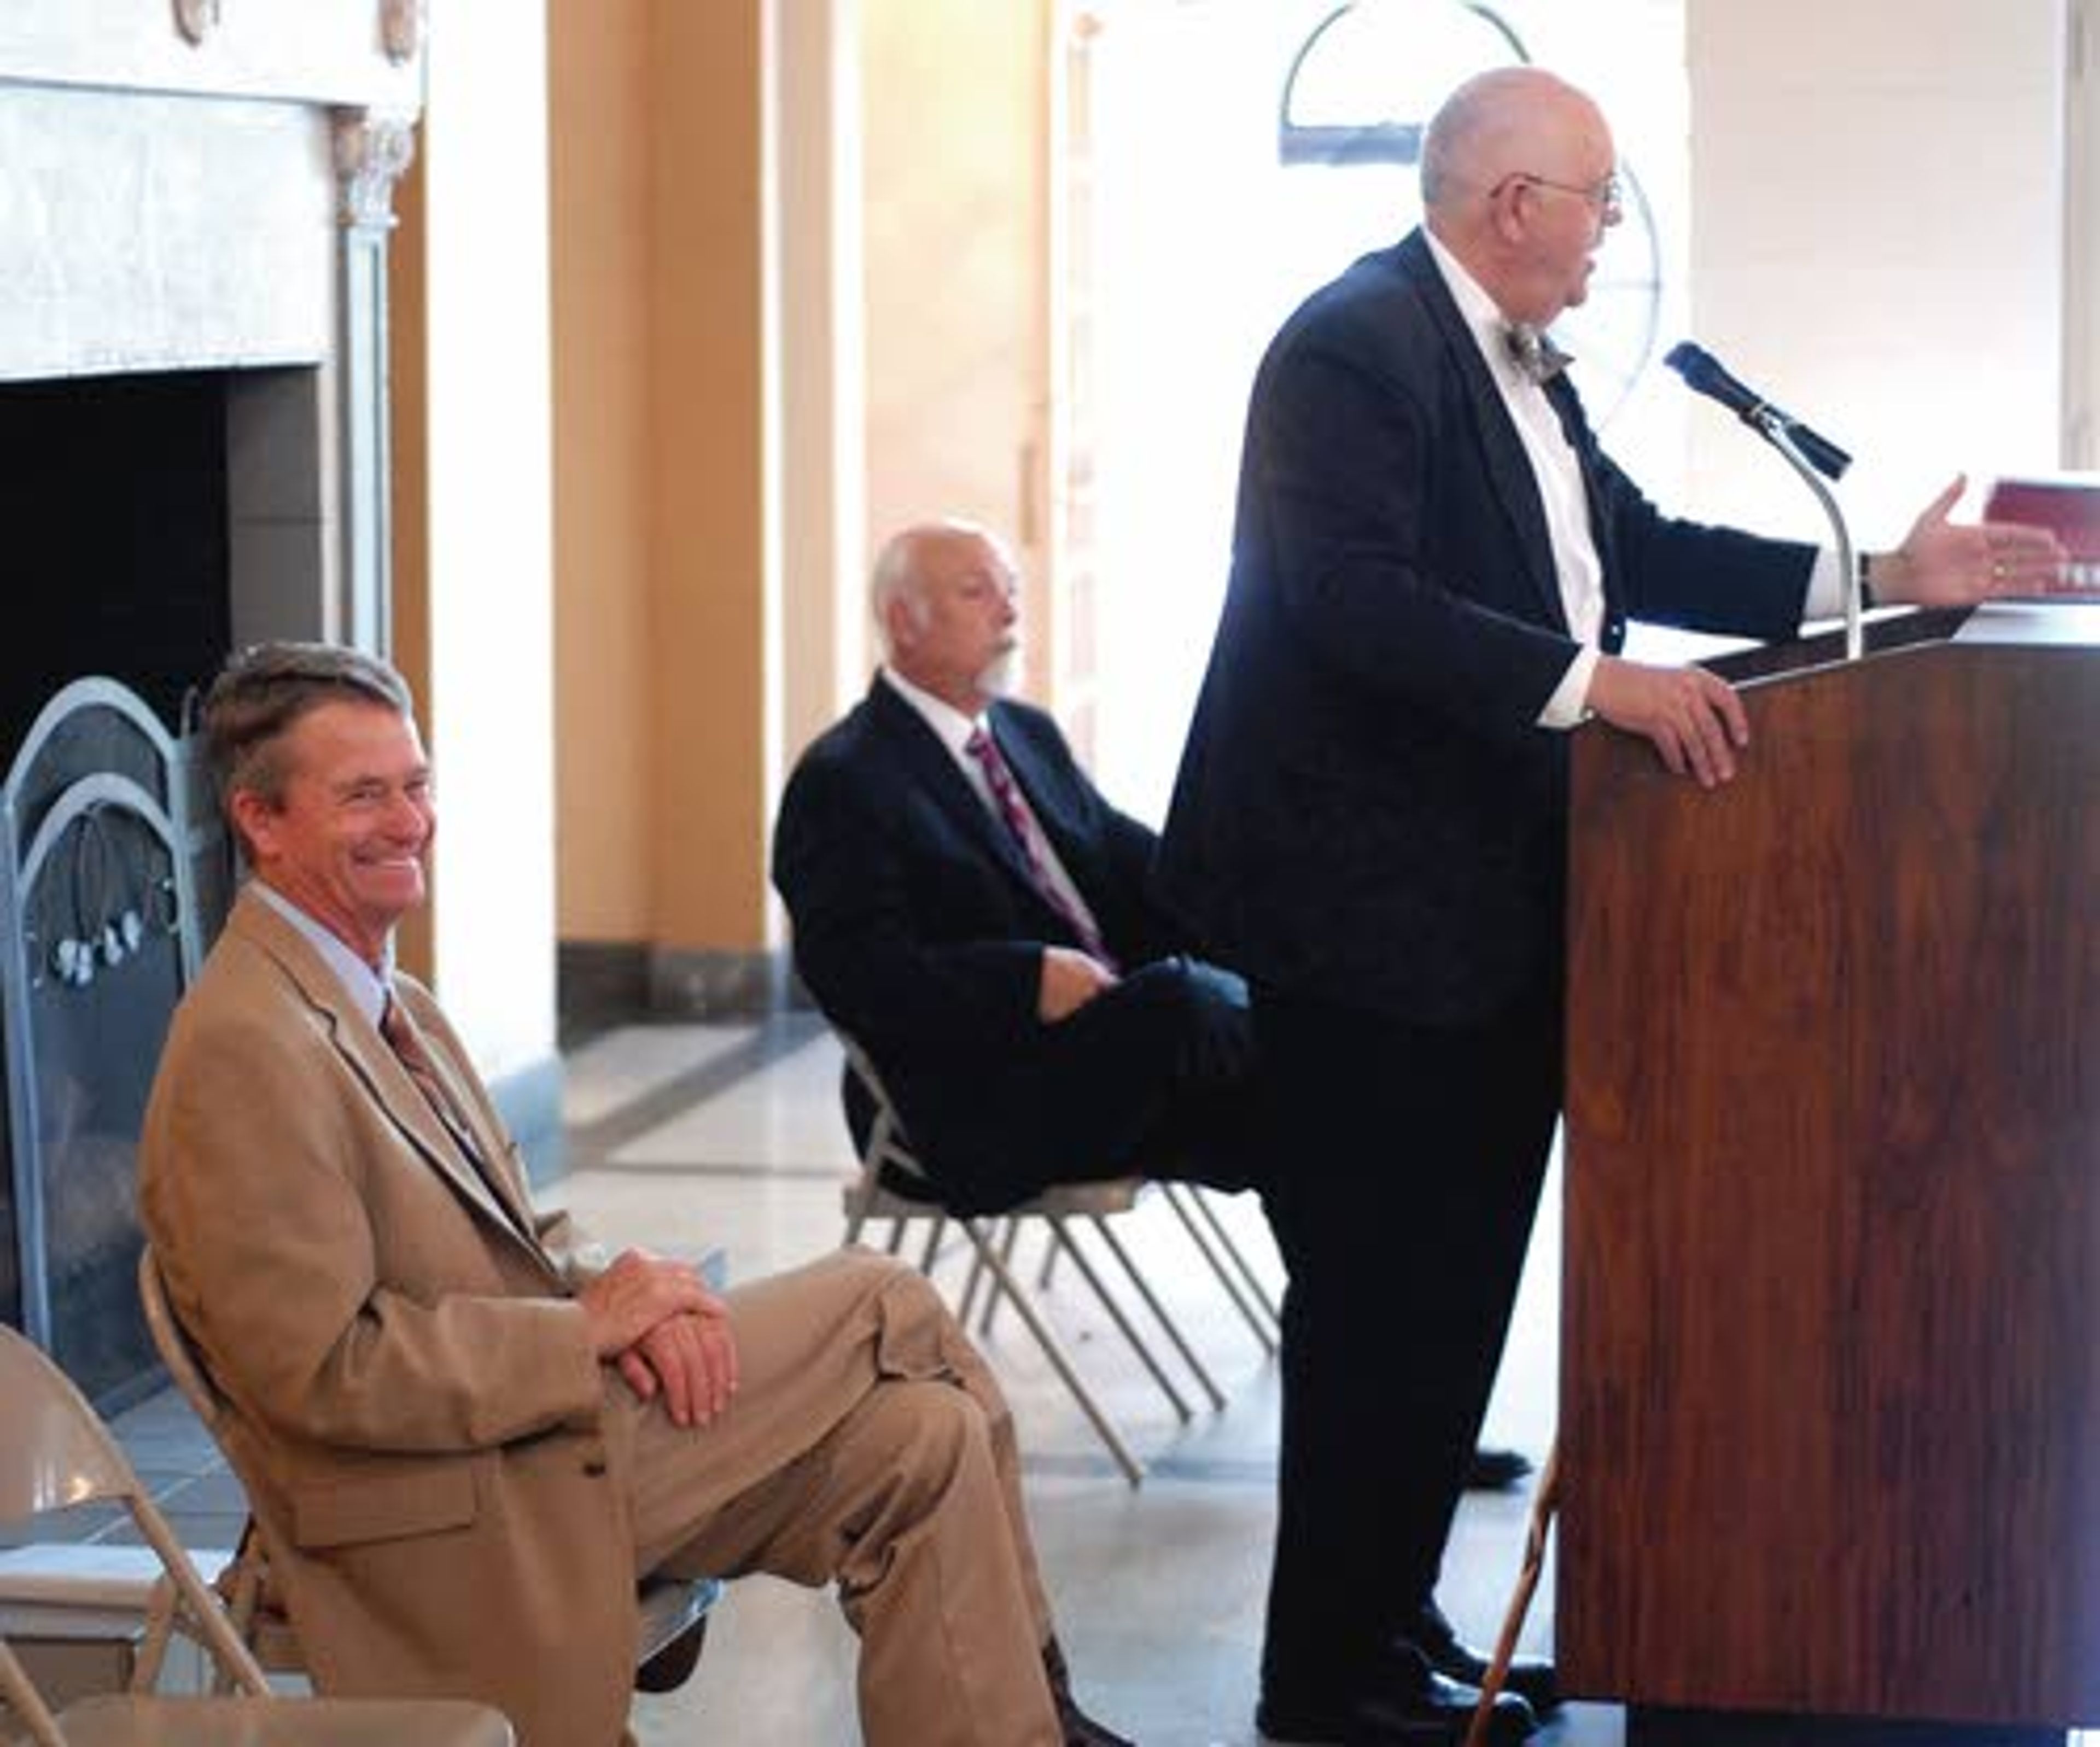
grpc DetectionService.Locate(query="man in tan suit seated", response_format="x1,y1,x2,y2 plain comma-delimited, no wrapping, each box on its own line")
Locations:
139,641,1135,1747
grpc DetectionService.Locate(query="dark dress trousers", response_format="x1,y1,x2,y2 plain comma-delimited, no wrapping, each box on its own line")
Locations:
773,675,1256,1217
1158,227,1816,1708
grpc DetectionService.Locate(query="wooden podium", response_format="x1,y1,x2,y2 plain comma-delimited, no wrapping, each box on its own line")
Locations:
1557,602,2100,1734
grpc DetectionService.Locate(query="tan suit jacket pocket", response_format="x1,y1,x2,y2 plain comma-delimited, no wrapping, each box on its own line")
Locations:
290,1464,479,1550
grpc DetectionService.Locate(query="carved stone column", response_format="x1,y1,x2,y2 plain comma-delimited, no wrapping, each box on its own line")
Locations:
332,108,419,656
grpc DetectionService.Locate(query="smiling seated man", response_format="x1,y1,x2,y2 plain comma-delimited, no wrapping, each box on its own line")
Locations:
139,639,1136,1747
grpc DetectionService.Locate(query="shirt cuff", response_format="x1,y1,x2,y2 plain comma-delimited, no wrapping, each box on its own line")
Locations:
1802,547,1850,620
1538,646,1601,730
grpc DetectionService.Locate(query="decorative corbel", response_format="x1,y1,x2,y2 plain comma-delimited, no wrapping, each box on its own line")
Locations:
380,0,426,66
173,0,221,47
333,108,419,232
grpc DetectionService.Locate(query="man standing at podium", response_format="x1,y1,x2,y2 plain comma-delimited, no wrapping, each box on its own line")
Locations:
1159,64,2068,1747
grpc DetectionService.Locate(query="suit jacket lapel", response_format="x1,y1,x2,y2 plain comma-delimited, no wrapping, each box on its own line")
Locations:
1398,232,1569,631
1544,370,1626,637
230,893,553,1271
389,993,545,1246
868,677,1044,896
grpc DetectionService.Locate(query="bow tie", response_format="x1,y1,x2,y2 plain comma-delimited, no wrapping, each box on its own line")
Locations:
1505,323,1573,385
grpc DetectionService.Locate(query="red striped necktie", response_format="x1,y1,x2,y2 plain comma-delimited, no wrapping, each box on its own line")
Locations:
963,726,1116,970
381,995,536,1238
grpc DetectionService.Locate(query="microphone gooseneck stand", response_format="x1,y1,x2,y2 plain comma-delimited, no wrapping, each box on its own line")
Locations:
1753,409,1863,662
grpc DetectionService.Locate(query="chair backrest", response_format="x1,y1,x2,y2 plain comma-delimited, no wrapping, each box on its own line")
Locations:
138,1244,313,1679
0,1325,271,1711
838,1033,936,1187
138,1244,232,1442
0,1323,140,1524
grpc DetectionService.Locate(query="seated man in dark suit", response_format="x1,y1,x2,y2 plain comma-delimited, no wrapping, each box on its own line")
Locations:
772,518,1261,1216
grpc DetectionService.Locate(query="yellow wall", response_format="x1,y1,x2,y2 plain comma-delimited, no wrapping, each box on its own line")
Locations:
862,0,1052,690
550,0,653,939
548,0,1051,969
646,2,772,953
550,0,773,956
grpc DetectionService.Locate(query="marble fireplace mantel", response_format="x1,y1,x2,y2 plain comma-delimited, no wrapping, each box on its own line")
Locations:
0,0,427,652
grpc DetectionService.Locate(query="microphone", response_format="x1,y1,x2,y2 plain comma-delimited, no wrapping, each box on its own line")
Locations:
1664,341,1853,483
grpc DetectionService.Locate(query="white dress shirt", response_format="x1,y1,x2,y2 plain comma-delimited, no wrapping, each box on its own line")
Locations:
879,668,1109,950
1424,230,1605,729
251,878,390,1026
1422,233,1845,729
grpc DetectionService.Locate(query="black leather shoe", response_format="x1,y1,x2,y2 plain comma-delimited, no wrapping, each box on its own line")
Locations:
1402,1600,1558,1715
1257,1647,1536,1745
1042,1635,1138,1746
632,1612,709,1693
1466,1446,1534,1492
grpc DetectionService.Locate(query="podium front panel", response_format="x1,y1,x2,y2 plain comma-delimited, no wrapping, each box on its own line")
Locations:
1558,627,2100,1726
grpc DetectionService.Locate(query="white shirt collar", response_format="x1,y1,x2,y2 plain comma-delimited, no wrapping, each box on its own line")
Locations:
880,664,989,759
1422,227,1532,396
249,878,392,1029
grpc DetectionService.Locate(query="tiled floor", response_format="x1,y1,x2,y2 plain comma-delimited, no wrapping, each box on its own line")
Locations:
57,1010,1592,1744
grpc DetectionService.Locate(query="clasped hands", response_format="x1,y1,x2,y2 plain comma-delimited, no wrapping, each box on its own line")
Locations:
576,1248,739,1429
1589,474,2078,788
1039,944,1117,1020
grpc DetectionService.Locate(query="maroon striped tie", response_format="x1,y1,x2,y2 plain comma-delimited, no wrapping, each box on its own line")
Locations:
382,996,535,1238
964,727,1116,969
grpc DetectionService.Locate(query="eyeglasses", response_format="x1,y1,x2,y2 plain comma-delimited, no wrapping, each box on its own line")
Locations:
1495,170,1623,220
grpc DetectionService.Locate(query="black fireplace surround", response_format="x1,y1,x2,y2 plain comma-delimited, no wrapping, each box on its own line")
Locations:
0,370,237,1408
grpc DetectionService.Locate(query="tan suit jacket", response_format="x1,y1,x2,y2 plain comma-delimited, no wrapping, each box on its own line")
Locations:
142,887,1068,1747
139,889,651,1746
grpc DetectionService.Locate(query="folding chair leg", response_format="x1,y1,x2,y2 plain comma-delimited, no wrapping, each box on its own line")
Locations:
1162,1183,1280,1355
958,1216,1146,1487
975,1219,1028,1336
1086,1212,1228,1412
958,1218,1007,1328
1042,1216,1194,1422
915,1214,946,1273
1464,1437,1561,1747
1190,1185,1284,1327
131,1574,180,1691
1036,1225,1066,1292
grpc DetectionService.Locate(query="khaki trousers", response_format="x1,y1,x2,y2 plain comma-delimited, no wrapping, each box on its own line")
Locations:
621,1247,1063,1747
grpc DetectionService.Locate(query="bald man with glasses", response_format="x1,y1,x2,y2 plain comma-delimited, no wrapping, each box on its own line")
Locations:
1160,65,2067,1747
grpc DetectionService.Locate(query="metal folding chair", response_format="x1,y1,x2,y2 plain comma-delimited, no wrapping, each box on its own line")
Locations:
837,1035,1240,1486
0,1324,515,1746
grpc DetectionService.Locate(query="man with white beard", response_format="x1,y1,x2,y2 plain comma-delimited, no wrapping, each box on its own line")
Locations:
773,518,1263,1217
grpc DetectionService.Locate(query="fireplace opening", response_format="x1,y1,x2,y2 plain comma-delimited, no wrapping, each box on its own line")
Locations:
0,370,235,752
0,367,284,1406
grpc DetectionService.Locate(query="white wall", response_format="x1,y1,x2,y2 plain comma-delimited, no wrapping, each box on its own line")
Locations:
1684,0,2069,552
417,7,558,1082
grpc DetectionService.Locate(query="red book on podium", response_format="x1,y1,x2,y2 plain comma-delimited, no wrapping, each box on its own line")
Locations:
1981,473,2100,587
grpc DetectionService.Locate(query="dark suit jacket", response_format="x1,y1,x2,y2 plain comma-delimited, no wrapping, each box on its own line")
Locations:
773,676,1209,1208
1160,227,1817,1025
